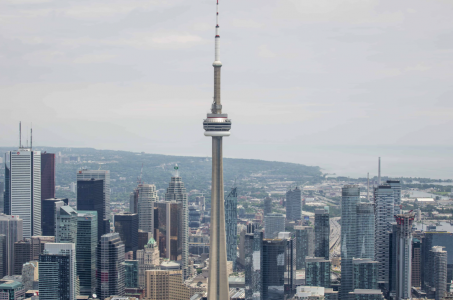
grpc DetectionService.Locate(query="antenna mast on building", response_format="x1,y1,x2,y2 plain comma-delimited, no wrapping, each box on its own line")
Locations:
30,125,32,150
367,172,370,202
19,121,22,149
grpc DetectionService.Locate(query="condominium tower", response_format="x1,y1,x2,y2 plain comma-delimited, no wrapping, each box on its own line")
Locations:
395,213,415,300
77,211,97,296
286,187,302,221
340,185,361,300
314,207,330,260
137,184,158,234
0,214,23,275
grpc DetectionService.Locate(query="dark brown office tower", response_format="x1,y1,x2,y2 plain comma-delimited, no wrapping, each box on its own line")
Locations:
155,201,184,262
77,179,105,241
14,240,31,275
41,153,55,201
138,230,153,251
13,236,55,275
412,238,421,287
41,198,68,236
114,213,139,255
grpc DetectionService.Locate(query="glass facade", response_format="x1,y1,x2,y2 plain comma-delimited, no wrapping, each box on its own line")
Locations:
114,212,139,255
40,153,55,202
262,239,286,300
305,257,331,288
295,226,314,269
356,203,375,259
353,258,379,290
77,211,97,296
225,187,238,270
340,185,360,299
77,179,105,241
314,208,329,260
41,198,68,236
286,187,302,221
123,260,139,288
155,202,183,262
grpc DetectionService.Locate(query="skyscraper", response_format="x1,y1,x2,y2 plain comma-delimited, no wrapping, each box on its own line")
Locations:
144,269,192,299
0,235,5,278
41,152,55,202
264,213,285,239
39,243,76,300
356,203,375,259
394,212,414,300
124,260,139,288
374,185,395,284
305,257,331,288
412,238,421,288
41,198,68,236
203,0,231,297
137,237,160,288
55,205,78,244
430,246,447,300
314,207,329,260
0,214,23,276
244,230,263,299
386,180,401,216
340,185,360,300
225,187,237,270
115,212,139,256
295,226,314,269
77,210,97,296
129,187,139,214
0,182,3,214
286,187,302,221
77,178,105,240
77,170,110,237
4,149,41,238
137,184,158,234
264,195,272,216
164,168,188,279
263,238,292,299
96,233,125,300
155,202,184,262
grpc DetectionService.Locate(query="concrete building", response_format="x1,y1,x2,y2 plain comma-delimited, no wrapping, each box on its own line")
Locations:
144,269,192,300
22,261,38,291
264,213,285,239
286,187,302,221
115,213,139,255
411,238,421,287
202,1,232,297
305,257,331,288
0,279,25,300
137,184,157,234
394,212,414,300
4,149,41,238
137,237,159,288
225,187,238,270
374,185,395,284
430,246,447,300
96,233,125,300
295,226,314,270
77,211,97,296
0,214,23,276
77,170,110,239
264,195,272,216
164,170,189,279
314,208,329,260
39,243,76,300
55,205,78,243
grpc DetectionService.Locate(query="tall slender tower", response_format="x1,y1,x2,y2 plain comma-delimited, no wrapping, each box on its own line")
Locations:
203,0,231,298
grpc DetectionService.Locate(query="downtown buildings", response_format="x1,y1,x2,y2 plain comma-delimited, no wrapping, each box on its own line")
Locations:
286,187,302,221
225,187,238,270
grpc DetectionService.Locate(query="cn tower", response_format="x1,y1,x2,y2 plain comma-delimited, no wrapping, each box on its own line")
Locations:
203,0,231,299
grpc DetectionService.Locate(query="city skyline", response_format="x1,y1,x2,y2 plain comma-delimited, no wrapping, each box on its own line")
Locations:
0,0,452,179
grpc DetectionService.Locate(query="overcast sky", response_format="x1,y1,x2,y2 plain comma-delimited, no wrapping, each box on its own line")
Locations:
1,0,452,178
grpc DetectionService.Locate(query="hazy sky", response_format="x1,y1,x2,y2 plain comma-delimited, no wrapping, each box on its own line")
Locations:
1,0,452,178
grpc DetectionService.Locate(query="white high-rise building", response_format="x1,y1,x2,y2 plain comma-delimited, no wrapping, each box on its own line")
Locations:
76,169,110,224
138,184,158,234
395,213,415,300
5,149,41,238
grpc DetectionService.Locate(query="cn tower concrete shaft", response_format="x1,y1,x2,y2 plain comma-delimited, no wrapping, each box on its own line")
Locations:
208,136,229,299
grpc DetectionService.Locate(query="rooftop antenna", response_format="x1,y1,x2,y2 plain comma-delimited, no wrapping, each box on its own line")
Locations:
174,164,179,177
19,121,21,149
367,172,370,202
30,124,32,150
378,157,381,185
